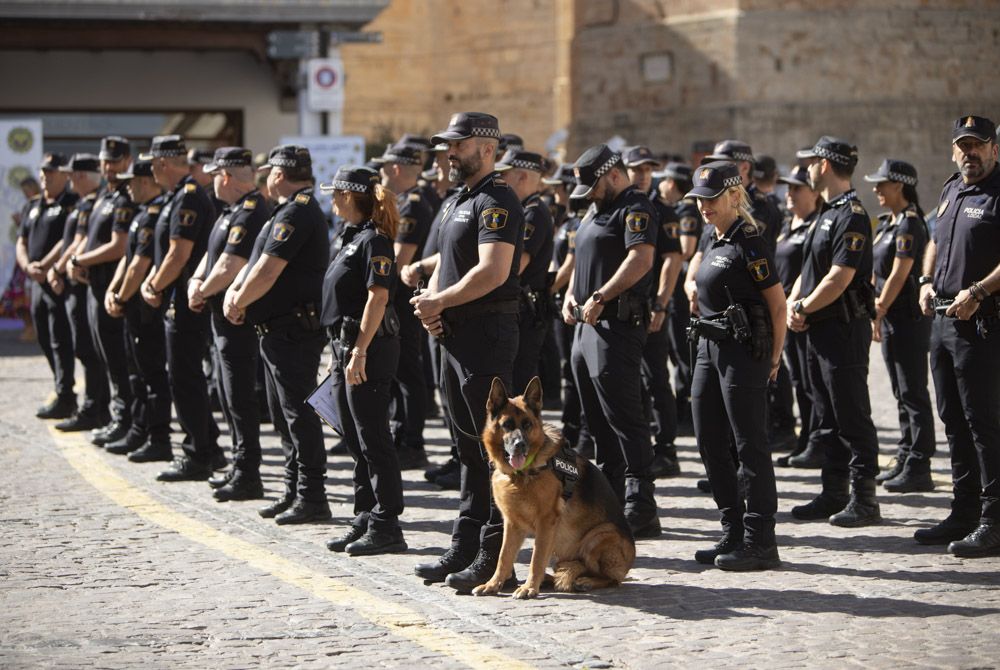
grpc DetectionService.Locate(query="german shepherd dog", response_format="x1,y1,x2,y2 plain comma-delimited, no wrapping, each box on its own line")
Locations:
473,377,635,599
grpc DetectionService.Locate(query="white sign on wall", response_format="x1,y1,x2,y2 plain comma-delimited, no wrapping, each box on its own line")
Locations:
0,119,43,296
306,57,345,113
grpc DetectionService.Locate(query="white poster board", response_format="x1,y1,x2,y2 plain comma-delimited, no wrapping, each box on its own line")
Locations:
0,119,44,297
279,135,365,216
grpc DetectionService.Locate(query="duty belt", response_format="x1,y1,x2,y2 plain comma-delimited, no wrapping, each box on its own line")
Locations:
254,304,320,335
443,298,520,322
686,315,733,342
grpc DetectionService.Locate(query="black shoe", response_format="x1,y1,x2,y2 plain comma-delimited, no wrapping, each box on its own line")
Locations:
948,523,1000,558
445,549,517,593
788,443,825,469
414,547,474,583
345,527,408,556
208,470,233,489
258,495,295,519
55,413,103,432
627,510,662,539
210,449,228,472
883,468,935,493
649,450,681,479
92,421,129,446
434,468,461,491
128,440,173,463
715,544,781,571
695,531,743,565
768,429,798,453
829,479,882,527
696,479,712,494
914,512,980,546
274,499,332,525
213,474,264,502
876,455,906,484
156,456,211,482
327,525,367,552
791,493,849,520
775,454,792,467
105,431,147,455
424,457,459,482
37,396,76,420
397,446,429,470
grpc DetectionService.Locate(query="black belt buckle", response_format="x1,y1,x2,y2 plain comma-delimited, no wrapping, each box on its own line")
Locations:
933,298,954,316
572,305,585,322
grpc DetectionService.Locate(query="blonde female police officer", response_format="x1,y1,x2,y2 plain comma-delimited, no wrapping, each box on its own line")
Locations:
686,161,787,571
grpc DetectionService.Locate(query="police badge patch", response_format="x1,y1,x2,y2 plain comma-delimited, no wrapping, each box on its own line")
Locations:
114,207,132,224
178,209,197,227
747,258,770,282
843,231,866,251
399,217,416,234
664,222,679,239
524,222,535,240
482,207,508,230
626,211,649,233
896,233,914,253
227,226,246,245
567,230,576,250
850,202,865,215
138,228,153,246
273,222,294,241
371,255,392,277
680,216,698,233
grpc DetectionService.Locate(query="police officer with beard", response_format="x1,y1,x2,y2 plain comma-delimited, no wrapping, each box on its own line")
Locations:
410,112,524,592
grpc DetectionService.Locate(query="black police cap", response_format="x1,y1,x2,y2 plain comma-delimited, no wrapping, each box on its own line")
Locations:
117,157,154,181
686,161,743,199
796,136,858,168
187,148,214,166
259,144,312,172
542,162,576,186
778,165,811,187
499,133,524,153
140,135,187,159
372,143,423,166
705,139,754,163
397,134,433,152
571,144,621,198
99,135,131,161
953,115,997,144
661,162,694,183
863,158,918,186
431,112,501,145
319,166,380,194
623,145,661,168
753,154,777,180
58,153,100,173
204,147,253,173
496,149,546,173
39,152,68,171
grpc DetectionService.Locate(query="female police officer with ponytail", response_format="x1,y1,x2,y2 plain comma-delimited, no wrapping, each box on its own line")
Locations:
319,166,406,557
865,159,935,493
686,161,787,571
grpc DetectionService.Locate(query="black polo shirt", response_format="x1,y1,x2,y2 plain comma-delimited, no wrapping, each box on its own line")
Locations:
421,189,462,260
436,172,524,305
649,191,682,298
695,219,780,318
749,183,783,250
245,187,329,325
553,213,581,267
204,190,270,272
321,220,396,328
873,204,928,303
774,211,817,295
63,192,97,251
82,183,135,288
933,165,1000,299
396,186,434,260
128,195,164,264
152,175,215,306
572,185,658,304
20,189,78,262
520,191,555,292
799,189,873,297
676,197,704,244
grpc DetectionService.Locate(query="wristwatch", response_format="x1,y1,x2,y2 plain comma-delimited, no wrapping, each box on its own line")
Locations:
591,291,605,305
652,302,666,313
112,293,125,307
793,300,807,315
917,275,933,286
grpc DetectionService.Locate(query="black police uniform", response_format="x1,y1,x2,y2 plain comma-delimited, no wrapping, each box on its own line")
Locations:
123,194,172,449
748,183,783,250
796,188,881,515
153,175,217,464
512,190,555,391
321,219,404,539
246,186,329,506
432,170,523,566
570,184,658,527
21,187,79,405
203,189,270,479
81,182,136,430
929,162,1000,532
391,186,434,457
553,211,582,446
692,219,780,553
872,204,934,479
669,197,703,419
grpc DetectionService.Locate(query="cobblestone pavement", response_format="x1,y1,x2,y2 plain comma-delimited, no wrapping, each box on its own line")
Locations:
1,330,999,669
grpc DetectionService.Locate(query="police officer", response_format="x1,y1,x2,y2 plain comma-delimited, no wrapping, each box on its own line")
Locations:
788,136,882,527
139,135,220,481
410,112,524,592
686,161,787,570
752,155,784,215
916,116,1000,557
624,146,684,476
187,148,223,218
319,166,407,556
496,149,554,391
562,144,661,537
68,136,136,447
188,147,271,501
48,154,110,432
17,153,79,419
224,145,330,525
375,142,434,469
864,158,935,493
703,141,783,249
102,157,172,460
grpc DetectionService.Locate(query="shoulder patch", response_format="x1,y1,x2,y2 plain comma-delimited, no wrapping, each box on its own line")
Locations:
850,201,865,215
114,207,132,224
741,221,760,237
370,255,392,277
524,222,535,240
243,198,257,210
399,217,416,235
680,216,699,233
896,233,914,253
178,209,197,227
184,183,197,193
492,177,508,187
843,231,866,252
408,193,422,202
625,211,649,233
567,230,576,250
663,221,679,239
138,228,153,246
481,207,508,231
294,193,310,205
747,258,770,282
273,222,294,242
148,205,161,216
227,226,246,245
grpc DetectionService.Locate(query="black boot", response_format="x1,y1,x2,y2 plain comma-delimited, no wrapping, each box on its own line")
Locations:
696,479,712,494
92,421,129,447
715,543,781,571
915,502,981,545
208,470,234,489
948,523,1000,558
791,472,849,520
649,444,681,478
213,472,264,502
274,499,332,525
54,412,104,432
346,526,408,556
694,529,743,565
36,396,77,420
397,446,429,470
156,456,211,482
624,477,661,539
787,440,825,469
128,439,173,463
327,524,367,552
875,453,906,484
444,548,518,593
883,456,935,493
829,478,882,527
258,492,295,519
425,456,458,483
415,547,475,583
105,430,148,455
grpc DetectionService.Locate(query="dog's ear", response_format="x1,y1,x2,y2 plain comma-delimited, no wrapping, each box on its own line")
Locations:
486,377,508,417
523,376,543,414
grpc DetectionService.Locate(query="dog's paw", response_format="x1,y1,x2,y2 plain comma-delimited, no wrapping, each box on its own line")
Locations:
573,577,596,592
472,581,501,597
511,585,539,600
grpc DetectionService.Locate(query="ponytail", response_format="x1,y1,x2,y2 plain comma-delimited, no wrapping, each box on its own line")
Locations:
352,184,400,239
901,183,926,221
730,185,761,234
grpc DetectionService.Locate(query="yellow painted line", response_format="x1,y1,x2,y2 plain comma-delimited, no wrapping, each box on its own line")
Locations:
48,427,534,670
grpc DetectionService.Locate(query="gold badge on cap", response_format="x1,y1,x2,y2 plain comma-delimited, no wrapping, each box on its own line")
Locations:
482,207,508,231
699,168,712,180
965,116,975,127
748,258,770,282
371,255,392,277
843,231,866,252
273,222,294,241
626,211,649,233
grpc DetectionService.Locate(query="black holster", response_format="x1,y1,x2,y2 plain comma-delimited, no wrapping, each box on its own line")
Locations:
746,304,773,361
617,292,651,328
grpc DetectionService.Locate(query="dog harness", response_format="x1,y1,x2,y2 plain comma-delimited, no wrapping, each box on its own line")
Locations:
520,440,580,501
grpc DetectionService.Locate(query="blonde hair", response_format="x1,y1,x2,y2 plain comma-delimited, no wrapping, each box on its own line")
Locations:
728,185,761,234
350,183,400,239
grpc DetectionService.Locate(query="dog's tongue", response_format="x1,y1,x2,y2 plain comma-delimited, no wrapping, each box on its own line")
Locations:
510,452,527,471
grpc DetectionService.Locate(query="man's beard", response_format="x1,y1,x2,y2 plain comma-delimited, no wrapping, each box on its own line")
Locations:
959,156,989,180
452,152,483,183
597,187,616,211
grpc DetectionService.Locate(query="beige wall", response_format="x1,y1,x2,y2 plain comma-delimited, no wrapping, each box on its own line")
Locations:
0,50,298,152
